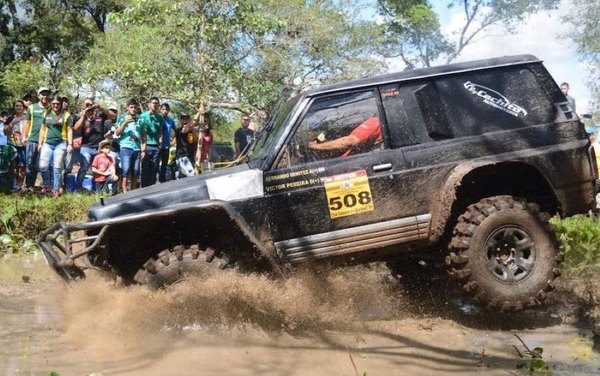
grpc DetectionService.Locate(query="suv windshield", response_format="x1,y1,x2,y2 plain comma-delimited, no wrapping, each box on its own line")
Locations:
247,96,300,166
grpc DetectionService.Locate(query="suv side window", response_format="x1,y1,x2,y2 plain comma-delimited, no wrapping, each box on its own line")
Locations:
436,67,556,135
380,83,427,147
283,90,384,166
382,67,556,147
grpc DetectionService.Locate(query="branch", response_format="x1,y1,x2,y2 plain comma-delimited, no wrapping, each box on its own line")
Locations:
378,0,396,18
447,0,482,63
209,102,247,113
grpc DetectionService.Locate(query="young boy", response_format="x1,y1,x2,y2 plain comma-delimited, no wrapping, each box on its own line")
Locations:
91,140,118,194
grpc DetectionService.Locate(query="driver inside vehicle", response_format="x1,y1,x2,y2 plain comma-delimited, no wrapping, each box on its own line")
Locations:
307,116,382,157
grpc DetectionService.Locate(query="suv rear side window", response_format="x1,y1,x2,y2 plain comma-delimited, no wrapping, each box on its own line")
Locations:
382,66,556,146
283,90,384,166
437,67,556,135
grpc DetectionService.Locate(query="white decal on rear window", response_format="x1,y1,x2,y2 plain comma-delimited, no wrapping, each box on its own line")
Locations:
464,81,528,118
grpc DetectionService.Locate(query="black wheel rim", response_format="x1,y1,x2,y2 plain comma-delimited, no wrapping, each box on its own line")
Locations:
485,226,536,284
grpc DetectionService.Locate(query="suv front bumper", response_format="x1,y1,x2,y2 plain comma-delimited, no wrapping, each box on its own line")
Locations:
38,220,110,282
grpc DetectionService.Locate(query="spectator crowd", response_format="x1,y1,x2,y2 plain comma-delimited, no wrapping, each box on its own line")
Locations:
0,87,255,196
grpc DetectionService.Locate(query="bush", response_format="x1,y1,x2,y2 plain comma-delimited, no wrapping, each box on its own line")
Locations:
552,215,600,276
0,193,98,255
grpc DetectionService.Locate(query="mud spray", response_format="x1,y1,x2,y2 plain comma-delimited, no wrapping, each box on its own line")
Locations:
58,265,408,354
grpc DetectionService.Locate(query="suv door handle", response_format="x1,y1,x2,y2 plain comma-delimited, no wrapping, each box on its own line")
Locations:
372,163,392,172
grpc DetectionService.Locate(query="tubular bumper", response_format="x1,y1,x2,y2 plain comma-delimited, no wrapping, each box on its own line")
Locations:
37,221,110,282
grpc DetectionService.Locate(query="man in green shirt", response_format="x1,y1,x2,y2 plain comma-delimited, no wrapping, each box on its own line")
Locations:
139,96,164,187
22,87,50,188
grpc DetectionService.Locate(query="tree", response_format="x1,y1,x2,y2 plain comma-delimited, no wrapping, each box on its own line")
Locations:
0,60,50,100
0,0,122,106
80,0,385,120
378,0,560,68
565,0,600,110
0,0,20,105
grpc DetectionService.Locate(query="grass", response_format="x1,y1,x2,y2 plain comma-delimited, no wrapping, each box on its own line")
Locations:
552,215,600,276
0,192,98,256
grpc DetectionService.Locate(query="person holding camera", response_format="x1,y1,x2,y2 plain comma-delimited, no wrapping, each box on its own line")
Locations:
115,98,142,193
72,98,110,191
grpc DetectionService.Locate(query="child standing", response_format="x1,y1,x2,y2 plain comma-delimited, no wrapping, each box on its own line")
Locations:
92,140,117,195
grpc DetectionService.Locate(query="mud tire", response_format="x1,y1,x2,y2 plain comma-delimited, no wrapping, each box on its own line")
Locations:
133,244,233,290
446,195,561,312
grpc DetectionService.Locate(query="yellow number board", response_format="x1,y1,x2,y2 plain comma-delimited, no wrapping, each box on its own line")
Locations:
322,170,374,219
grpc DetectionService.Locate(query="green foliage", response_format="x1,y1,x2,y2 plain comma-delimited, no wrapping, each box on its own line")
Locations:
377,0,559,68
1,0,383,115
0,0,121,105
377,0,452,68
0,60,50,101
0,193,98,256
513,334,550,374
81,0,384,118
552,215,600,276
564,0,600,111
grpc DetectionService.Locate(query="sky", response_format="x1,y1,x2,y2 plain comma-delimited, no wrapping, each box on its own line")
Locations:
377,0,592,113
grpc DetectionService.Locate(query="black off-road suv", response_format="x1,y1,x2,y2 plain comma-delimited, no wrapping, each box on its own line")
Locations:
39,55,596,311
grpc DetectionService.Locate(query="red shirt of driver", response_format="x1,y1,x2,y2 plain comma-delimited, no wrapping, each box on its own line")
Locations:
340,117,382,157
350,117,382,143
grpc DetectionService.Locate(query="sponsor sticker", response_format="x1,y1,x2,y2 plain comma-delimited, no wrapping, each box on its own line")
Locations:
322,170,374,219
464,81,528,118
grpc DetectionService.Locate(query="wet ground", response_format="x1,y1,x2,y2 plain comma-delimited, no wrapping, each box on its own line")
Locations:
1,256,599,375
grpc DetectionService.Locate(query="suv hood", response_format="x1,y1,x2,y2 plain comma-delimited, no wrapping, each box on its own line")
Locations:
89,164,264,221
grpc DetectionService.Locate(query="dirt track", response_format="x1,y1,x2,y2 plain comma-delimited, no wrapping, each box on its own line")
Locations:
1,257,599,375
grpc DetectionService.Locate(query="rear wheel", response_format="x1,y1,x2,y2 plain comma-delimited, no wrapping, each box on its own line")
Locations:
133,244,233,290
446,195,561,311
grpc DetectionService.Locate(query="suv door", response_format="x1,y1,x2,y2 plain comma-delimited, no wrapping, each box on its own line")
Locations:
263,89,419,261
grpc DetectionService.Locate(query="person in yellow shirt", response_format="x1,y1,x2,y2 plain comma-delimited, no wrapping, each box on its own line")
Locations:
38,94,73,196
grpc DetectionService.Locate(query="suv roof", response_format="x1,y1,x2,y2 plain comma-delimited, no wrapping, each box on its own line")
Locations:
306,54,541,97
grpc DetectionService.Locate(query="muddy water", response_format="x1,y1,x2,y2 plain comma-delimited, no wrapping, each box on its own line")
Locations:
1,257,599,375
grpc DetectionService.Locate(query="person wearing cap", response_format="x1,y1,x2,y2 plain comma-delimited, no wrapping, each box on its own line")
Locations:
158,103,175,182
22,86,51,189
61,96,71,112
91,139,117,195
107,105,119,121
174,113,198,177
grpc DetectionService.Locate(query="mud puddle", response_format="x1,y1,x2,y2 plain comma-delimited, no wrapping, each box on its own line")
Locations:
1,257,599,375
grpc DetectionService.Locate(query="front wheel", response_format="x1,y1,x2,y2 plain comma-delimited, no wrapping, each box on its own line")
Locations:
133,244,233,290
446,196,561,311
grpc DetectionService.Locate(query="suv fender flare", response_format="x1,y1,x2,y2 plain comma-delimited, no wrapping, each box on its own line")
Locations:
38,200,282,281
428,160,556,243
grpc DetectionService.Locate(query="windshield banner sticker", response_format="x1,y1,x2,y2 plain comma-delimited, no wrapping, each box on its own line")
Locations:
322,170,374,219
464,81,528,118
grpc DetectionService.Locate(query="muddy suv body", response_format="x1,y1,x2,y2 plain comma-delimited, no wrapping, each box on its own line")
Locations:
39,55,596,311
